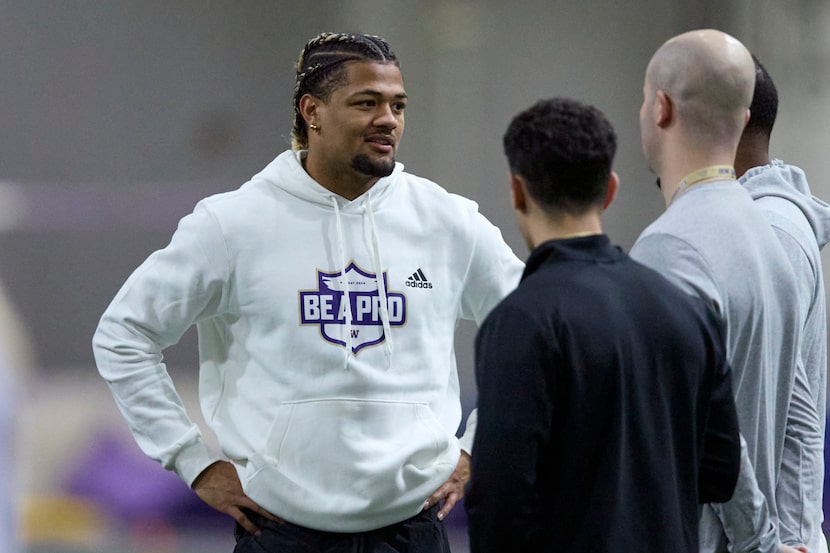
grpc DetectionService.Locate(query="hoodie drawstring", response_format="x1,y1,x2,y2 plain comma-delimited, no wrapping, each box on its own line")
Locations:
365,195,393,366
331,197,353,368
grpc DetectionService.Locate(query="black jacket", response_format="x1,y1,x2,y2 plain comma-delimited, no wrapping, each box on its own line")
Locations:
466,235,740,553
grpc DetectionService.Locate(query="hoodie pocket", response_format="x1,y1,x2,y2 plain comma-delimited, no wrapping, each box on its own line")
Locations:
242,398,458,529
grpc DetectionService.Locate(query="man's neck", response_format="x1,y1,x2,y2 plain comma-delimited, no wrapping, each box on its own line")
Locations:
659,156,738,207
735,133,771,178
528,214,603,249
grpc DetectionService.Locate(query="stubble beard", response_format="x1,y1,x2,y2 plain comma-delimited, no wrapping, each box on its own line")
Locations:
351,154,395,178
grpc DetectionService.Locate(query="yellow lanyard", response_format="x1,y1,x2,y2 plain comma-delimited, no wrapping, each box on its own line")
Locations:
670,165,736,204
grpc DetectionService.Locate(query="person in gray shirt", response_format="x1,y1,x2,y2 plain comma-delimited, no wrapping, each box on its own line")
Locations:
631,29,805,553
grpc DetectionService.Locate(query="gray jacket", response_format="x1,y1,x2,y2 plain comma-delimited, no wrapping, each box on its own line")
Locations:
740,160,830,553
631,180,802,553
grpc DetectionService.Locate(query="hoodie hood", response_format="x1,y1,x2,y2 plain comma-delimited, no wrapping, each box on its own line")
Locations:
739,160,830,249
251,150,403,211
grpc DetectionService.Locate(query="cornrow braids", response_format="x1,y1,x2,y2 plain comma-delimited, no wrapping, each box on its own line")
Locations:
290,32,399,150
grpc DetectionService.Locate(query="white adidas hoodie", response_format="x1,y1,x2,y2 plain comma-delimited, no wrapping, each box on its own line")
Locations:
92,150,524,532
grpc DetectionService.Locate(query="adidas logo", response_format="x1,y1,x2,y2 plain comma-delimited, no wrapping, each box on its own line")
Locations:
406,268,433,289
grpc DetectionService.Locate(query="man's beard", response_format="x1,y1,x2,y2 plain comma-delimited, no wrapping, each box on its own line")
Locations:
351,154,395,178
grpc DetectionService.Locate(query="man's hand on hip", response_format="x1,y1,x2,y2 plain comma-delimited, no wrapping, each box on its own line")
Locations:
192,460,283,536
424,450,471,521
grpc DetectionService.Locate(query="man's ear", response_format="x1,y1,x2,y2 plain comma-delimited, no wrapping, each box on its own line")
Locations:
602,171,619,211
299,93,321,126
510,173,527,213
656,90,673,128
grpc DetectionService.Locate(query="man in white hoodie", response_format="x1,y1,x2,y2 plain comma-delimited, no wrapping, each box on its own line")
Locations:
92,32,523,552
735,55,830,553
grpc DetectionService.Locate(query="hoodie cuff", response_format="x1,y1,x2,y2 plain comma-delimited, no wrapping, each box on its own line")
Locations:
174,439,224,487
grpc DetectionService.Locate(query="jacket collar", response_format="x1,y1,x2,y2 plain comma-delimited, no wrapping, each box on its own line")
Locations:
522,234,623,282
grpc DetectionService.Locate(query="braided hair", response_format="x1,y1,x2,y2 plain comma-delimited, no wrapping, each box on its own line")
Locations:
291,32,399,150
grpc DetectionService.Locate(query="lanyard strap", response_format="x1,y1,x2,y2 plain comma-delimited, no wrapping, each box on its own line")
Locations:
671,165,736,204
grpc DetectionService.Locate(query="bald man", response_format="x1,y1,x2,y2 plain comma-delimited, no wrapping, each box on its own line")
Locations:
631,30,806,553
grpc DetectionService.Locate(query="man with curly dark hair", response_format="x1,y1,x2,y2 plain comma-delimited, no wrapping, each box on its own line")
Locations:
466,97,741,553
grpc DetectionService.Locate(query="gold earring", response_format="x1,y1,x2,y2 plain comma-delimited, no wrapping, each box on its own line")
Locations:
309,123,320,132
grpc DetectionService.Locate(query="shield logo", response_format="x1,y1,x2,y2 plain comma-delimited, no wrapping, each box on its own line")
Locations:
299,262,406,353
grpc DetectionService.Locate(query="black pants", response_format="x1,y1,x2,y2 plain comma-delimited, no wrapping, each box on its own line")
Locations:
233,505,451,553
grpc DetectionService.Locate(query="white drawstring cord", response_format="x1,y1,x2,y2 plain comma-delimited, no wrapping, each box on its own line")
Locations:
365,194,393,367
331,197,352,368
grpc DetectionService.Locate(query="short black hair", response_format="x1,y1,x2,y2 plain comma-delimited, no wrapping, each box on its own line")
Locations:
503,97,617,214
745,54,778,137
291,32,399,150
